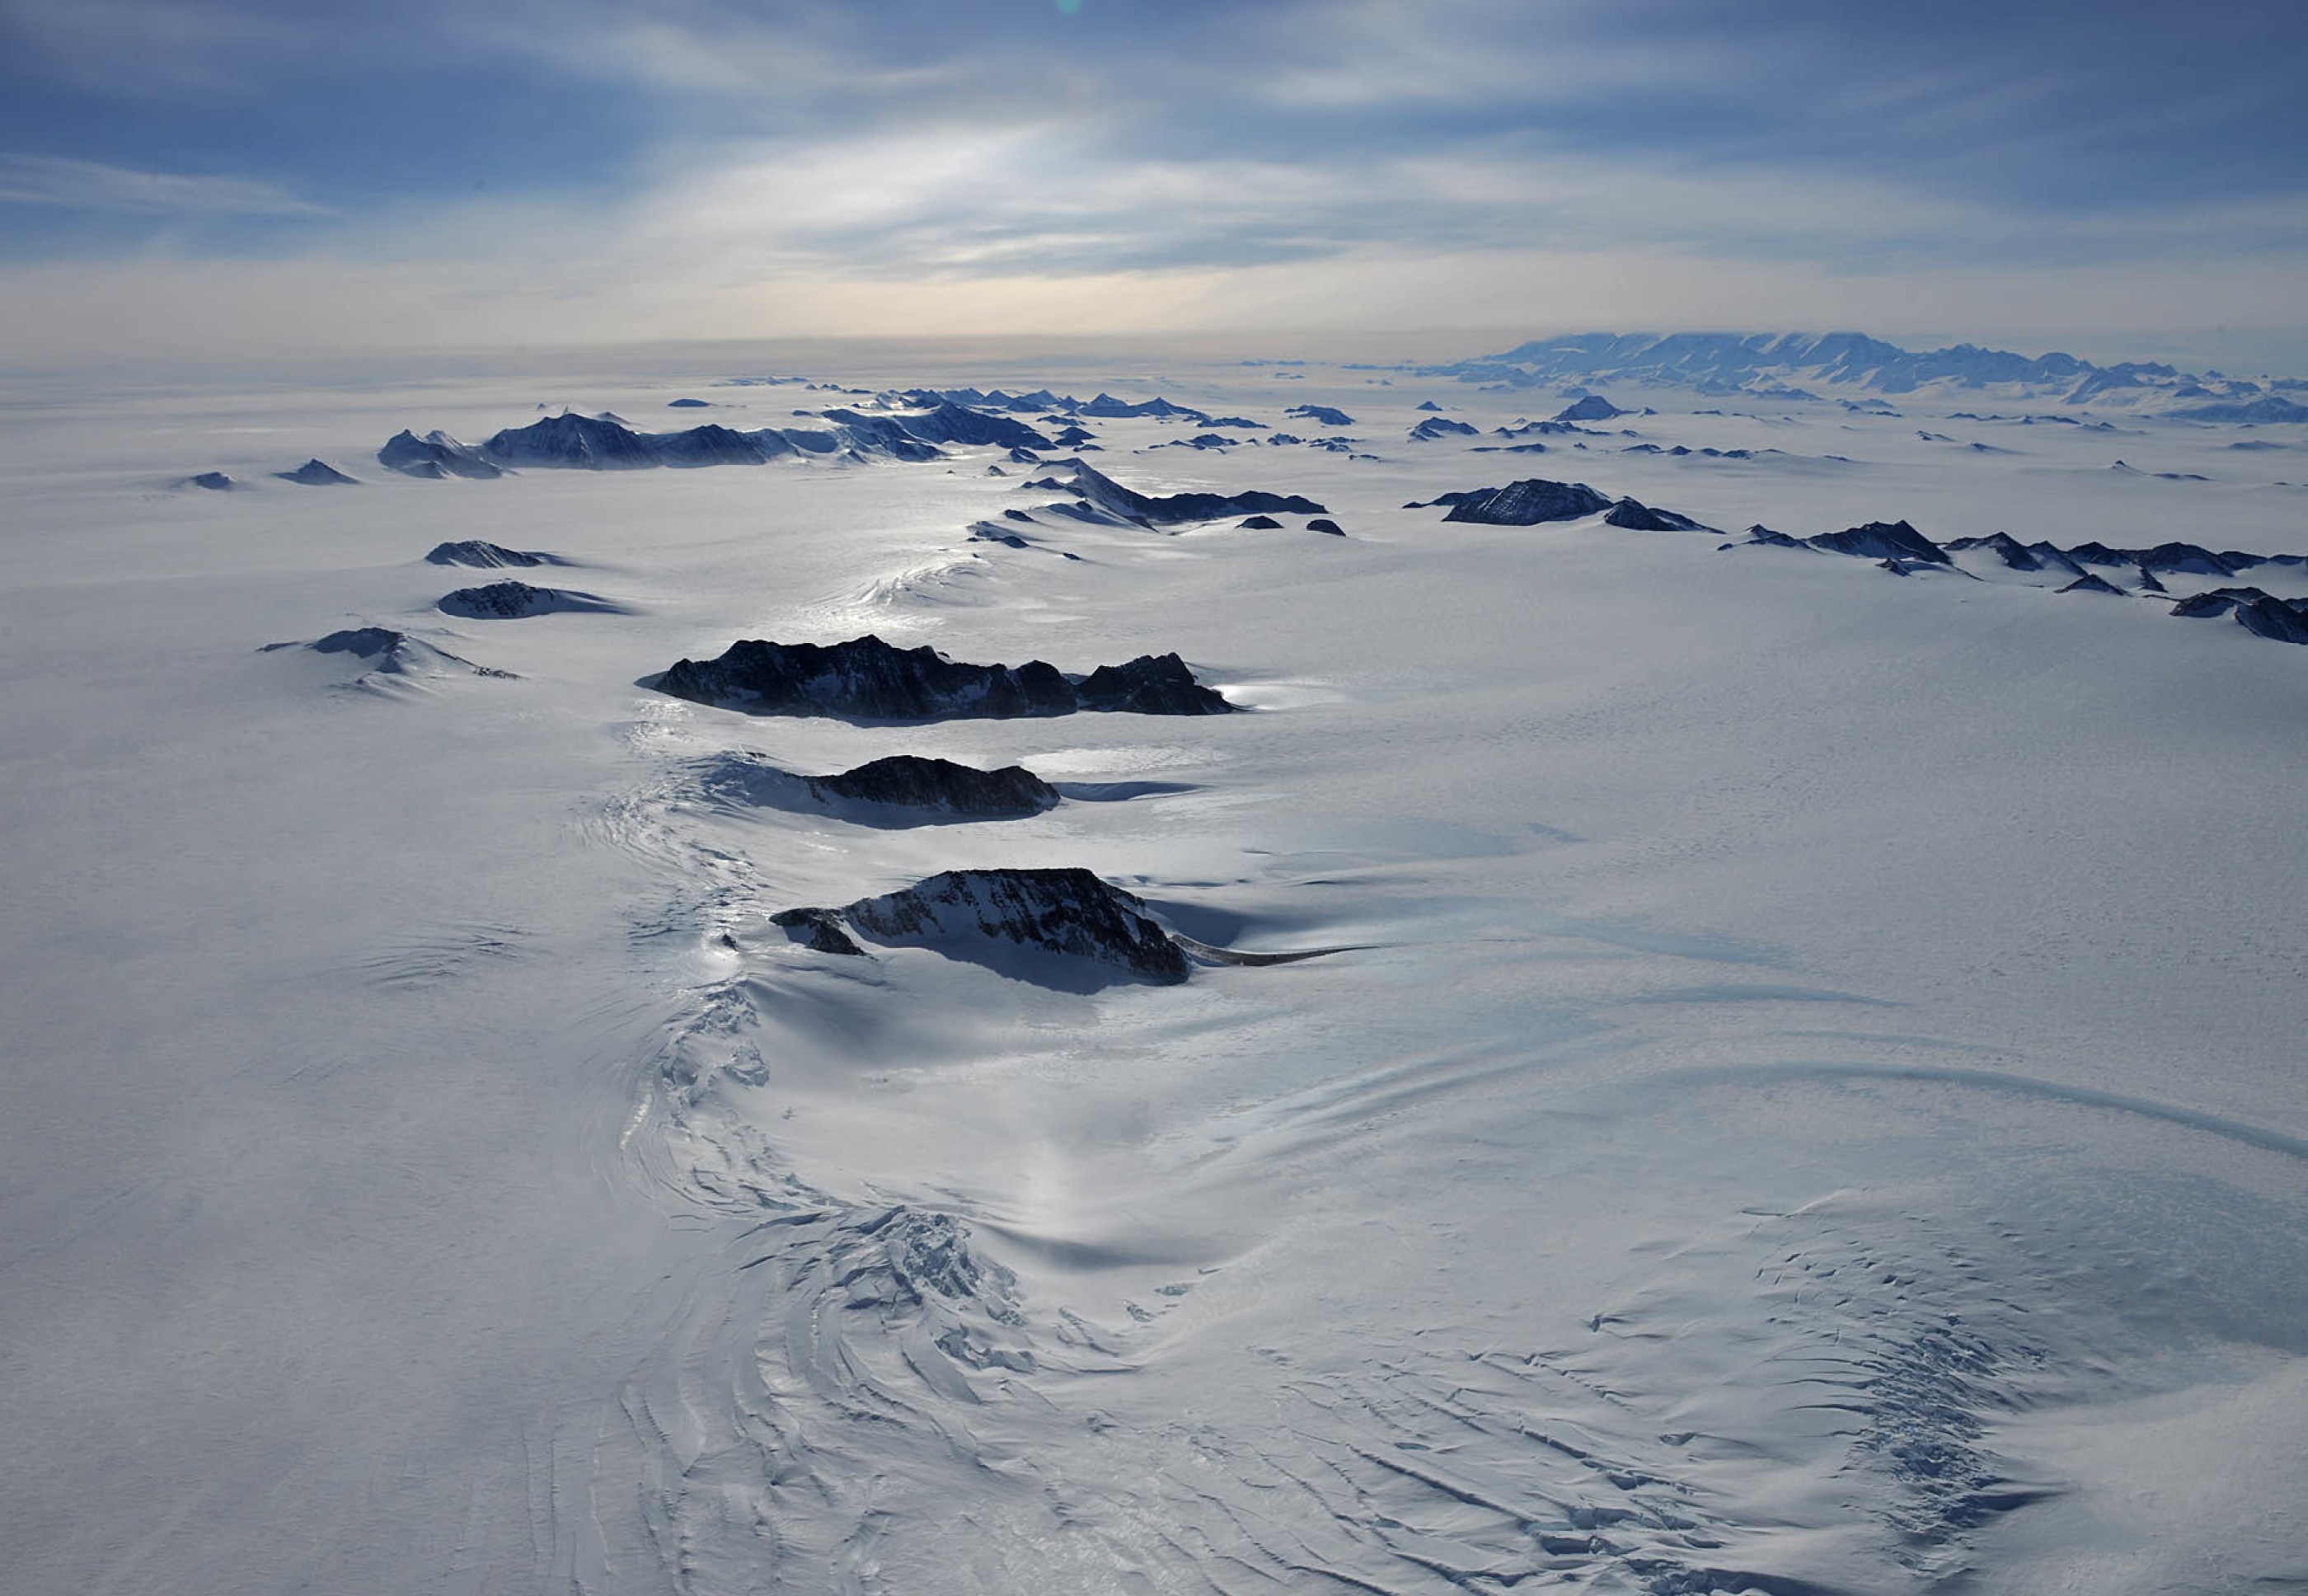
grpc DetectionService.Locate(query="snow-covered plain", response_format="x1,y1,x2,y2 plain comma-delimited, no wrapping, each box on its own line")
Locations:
3,345,2306,1595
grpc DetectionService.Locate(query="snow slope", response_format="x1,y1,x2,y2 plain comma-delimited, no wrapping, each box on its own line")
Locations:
2,348,2304,1595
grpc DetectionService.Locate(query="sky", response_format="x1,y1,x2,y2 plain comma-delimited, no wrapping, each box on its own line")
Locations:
3,0,2306,368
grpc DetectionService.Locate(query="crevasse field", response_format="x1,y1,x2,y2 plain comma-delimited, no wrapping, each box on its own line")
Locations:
4,344,2306,1595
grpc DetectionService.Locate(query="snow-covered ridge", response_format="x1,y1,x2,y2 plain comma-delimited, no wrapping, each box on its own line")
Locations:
1415,330,2308,413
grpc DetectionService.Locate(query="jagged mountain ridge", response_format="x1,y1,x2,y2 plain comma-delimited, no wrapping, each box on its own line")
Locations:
1415,331,2308,412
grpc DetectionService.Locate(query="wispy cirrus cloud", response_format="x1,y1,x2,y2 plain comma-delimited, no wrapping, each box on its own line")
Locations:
0,153,326,215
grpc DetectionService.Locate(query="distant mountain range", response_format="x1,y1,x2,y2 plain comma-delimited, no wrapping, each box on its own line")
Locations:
1412,332,2308,417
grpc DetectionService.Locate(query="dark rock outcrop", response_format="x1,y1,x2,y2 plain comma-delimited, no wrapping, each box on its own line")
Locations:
1945,533,2043,570
1075,652,1231,715
785,868,1191,985
1440,479,1614,524
1553,394,1628,422
1805,520,1951,564
1408,416,1479,441
275,458,357,486
1306,518,1344,536
809,755,1058,817
2171,588,2308,644
380,429,504,480
1237,514,1283,529
771,907,866,955
185,471,238,491
654,634,1231,721
425,539,567,569
436,580,627,619
1065,462,1325,527
2059,573,2128,595
1602,497,1711,531
1283,405,1355,426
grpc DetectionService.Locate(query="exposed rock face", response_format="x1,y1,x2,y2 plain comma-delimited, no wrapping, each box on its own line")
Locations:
1306,518,1345,536
1075,652,1231,715
884,401,1053,451
1236,514,1283,529
1602,497,1711,531
1065,462,1326,527
809,756,1059,817
185,472,238,491
659,635,1073,720
1552,394,1628,422
1408,416,1479,441
1441,479,1614,524
275,458,357,486
771,907,866,955
1283,405,1355,426
425,539,565,568
2059,573,2128,595
380,429,504,479
2172,588,2308,643
790,868,1191,984
487,413,726,467
1806,520,1952,565
1945,533,2043,570
436,580,626,619
655,634,1232,721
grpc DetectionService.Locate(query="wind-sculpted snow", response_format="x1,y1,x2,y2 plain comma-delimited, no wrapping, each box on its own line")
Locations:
656,634,1231,720
259,626,510,688
436,580,630,619
1063,460,1327,527
777,866,1192,985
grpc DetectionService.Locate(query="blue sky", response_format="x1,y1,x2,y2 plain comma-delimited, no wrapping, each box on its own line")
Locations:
4,0,2305,363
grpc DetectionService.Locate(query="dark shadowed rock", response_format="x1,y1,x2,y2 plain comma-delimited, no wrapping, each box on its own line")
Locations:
425,539,567,569
1807,520,1951,564
1076,652,1231,714
484,413,663,468
810,755,1059,817
2171,588,2308,644
1306,518,1344,535
1408,416,1480,441
1441,479,1614,524
1237,514,1283,529
1945,533,2043,570
657,634,1076,721
1066,461,1326,527
1552,394,1627,422
649,423,785,467
1602,497,1711,532
667,397,711,407
890,401,1053,451
1283,405,1355,426
185,471,238,491
380,429,504,479
795,867,1191,985
275,458,358,486
2059,573,2128,595
771,907,866,955
437,580,629,619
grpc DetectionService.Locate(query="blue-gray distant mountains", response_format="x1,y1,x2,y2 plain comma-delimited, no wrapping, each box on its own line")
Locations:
379,401,1058,476
1414,332,2308,414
